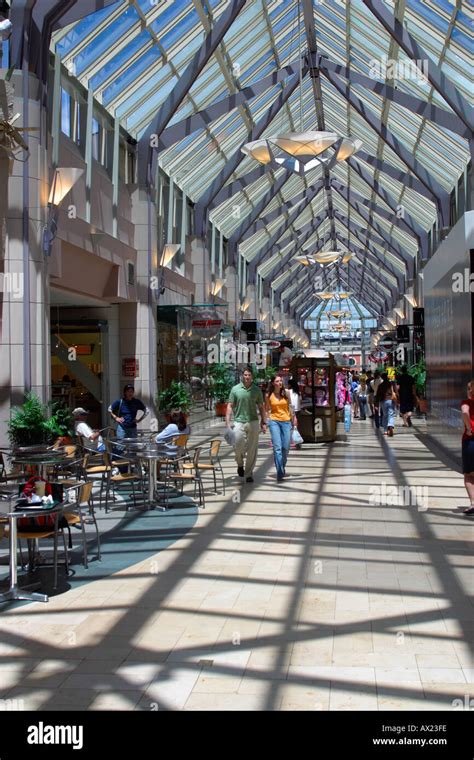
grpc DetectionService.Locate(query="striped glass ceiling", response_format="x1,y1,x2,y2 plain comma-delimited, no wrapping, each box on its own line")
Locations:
52,0,471,318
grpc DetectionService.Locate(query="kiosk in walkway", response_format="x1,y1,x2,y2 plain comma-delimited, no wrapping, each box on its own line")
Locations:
290,351,337,443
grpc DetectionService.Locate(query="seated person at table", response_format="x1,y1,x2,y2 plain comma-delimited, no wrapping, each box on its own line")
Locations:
155,411,190,454
73,408,106,451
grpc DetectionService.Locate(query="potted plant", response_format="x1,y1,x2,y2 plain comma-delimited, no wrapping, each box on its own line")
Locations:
157,380,192,421
44,401,74,445
208,363,235,417
7,392,50,449
409,358,427,415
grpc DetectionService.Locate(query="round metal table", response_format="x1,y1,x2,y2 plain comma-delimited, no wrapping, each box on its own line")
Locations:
12,455,69,480
0,498,66,604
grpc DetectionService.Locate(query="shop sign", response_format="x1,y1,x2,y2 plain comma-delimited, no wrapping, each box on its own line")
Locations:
191,309,223,338
122,358,139,378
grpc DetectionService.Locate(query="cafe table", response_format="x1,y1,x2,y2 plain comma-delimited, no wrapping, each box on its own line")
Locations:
11,454,69,481
121,444,176,510
0,498,66,603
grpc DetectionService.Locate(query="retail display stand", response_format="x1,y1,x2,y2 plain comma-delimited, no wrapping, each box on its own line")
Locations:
290,354,337,442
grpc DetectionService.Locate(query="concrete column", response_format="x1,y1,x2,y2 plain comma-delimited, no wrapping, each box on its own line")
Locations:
188,235,208,304
272,307,282,335
119,186,159,415
259,296,272,335
244,283,257,319
224,265,239,327
0,73,50,448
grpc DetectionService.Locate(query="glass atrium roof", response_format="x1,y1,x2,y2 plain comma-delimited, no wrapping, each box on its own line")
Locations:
52,0,471,320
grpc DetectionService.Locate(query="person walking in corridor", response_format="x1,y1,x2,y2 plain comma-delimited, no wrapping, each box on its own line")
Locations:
375,374,397,436
109,384,149,439
226,366,267,483
265,375,297,482
461,380,474,515
396,365,417,427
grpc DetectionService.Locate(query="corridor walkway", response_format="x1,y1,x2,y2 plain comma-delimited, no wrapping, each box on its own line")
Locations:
0,420,472,711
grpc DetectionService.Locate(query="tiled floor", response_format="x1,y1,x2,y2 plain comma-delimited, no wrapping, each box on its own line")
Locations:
0,418,472,711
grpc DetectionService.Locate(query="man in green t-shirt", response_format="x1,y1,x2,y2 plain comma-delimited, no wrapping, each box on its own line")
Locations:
226,366,267,483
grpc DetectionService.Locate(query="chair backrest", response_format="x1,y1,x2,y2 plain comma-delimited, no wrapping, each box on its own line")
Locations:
175,434,189,449
193,446,203,467
78,481,94,506
64,445,77,459
209,439,221,459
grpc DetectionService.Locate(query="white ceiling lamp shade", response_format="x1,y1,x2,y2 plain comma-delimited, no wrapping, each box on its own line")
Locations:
313,250,341,265
241,139,272,165
242,133,362,174
272,131,337,160
294,254,316,266
336,137,363,162
316,292,336,300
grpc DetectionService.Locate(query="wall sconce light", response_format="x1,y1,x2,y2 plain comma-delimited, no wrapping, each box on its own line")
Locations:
403,294,417,308
43,167,83,256
158,243,180,295
211,278,226,297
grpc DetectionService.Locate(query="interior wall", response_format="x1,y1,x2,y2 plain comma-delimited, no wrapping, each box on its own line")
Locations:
423,212,474,466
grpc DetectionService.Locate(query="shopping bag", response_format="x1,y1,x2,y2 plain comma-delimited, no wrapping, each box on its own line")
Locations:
223,427,236,447
344,403,352,432
291,428,303,446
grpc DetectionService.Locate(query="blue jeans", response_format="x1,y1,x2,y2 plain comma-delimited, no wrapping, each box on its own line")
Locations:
116,424,137,440
268,420,291,479
358,395,367,419
381,399,395,432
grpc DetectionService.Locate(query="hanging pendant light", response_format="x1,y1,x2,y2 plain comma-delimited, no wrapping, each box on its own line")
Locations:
294,254,317,266
272,131,338,159
335,137,363,161
312,250,341,264
241,139,273,164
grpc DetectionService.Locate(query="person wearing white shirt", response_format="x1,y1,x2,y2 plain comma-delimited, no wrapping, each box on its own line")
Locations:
73,408,106,451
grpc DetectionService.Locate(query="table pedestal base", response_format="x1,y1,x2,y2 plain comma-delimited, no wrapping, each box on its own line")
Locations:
0,582,48,603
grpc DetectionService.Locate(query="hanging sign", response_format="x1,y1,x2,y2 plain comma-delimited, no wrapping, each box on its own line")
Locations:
191,309,223,338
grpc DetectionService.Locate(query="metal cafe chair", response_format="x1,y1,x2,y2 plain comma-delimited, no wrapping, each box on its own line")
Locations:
64,481,101,568
163,447,205,509
182,438,225,494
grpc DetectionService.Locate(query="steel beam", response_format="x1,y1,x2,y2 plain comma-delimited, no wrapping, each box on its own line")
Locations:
267,231,331,298
354,150,434,203
227,169,292,262
137,0,247,185
239,185,318,244
321,66,451,225
157,59,303,152
332,196,415,276
246,180,325,277
362,0,473,132
332,212,410,278
317,54,471,140
331,178,428,259
194,69,306,234
344,159,429,258
335,233,404,292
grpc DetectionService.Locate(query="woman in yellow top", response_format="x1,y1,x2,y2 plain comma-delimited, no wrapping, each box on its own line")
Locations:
265,375,297,482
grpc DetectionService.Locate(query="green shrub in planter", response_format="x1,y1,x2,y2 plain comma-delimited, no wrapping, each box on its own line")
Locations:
8,392,50,448
157,380,192,414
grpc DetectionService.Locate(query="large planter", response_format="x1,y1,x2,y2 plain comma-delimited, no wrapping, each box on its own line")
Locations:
215,401,228,418
417,398,428,414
